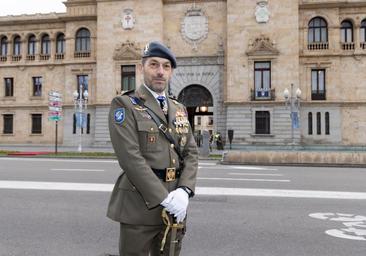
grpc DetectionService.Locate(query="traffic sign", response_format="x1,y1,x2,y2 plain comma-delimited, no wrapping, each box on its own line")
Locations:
48,96,62,102
48,91,62,97
48,116,62,121
49,106,62,112
49,101,62,107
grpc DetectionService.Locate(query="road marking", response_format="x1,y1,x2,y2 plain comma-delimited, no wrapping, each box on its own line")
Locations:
228,173,283,177
51,168,105,172
1,181,366,200
198,177,290,182
199,162,217,166
0,157,117,163
309,212,366,241
230,166,278,171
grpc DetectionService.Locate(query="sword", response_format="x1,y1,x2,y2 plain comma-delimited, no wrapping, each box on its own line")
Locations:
161,209,184,256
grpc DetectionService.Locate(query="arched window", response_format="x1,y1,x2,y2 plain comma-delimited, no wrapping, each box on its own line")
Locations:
41,34,50,55
13,36,21,55
316,112,321,135
0,36,8,56
341,20,353,43
308,17,328,43
308,112,313,135
325,112,330,135
28,35,36,55
56,33,65,54
75,28,90,52
361,19,366,43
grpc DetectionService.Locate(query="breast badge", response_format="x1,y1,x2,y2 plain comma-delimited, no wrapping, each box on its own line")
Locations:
174,109,190,134
180,135,187,147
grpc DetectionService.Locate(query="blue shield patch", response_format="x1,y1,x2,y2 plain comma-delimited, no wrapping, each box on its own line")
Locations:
114,108,125,124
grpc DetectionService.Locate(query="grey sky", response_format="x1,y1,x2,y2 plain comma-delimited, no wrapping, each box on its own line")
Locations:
0,0,66,16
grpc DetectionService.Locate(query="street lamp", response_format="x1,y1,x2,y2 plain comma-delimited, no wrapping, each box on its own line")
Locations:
283,83,301,145
73,83,88,152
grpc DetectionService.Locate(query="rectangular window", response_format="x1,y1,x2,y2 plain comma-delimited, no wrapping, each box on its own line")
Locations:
316,112,321,135
255,111,270,134
121,65,136,91
361,28,366,42
77,75,88,99
197,116,201,125
254,62,271,98
311,69,326,100
32,77,42,96
3,114,13,134
4,77,13,97
208,116,213,126
31,114,42,134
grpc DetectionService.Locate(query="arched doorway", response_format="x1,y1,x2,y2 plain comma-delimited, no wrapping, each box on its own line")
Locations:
178,84,213,146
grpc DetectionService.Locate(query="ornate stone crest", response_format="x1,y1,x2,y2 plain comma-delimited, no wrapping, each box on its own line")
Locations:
113,40,141,61
121,8,135,30
255,0,270,24
181,5,208,49
246,35,279,56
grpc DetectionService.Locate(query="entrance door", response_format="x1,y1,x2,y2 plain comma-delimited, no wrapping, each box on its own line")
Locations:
177,84,213,146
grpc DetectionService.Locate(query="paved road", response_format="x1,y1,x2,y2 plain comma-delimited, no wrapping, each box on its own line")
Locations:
0,157,365,256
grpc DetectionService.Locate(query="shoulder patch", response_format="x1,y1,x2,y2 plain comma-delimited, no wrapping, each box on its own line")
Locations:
114,108,125,124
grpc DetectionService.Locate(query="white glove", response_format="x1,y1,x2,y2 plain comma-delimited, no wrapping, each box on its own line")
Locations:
160,191,175,208
164,188,189,223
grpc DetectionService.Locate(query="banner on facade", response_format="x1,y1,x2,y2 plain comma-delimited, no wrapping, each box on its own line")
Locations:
291,112,299,129
75,112,87,128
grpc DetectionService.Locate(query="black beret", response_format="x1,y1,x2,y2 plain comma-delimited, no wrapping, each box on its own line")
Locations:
142,41,177,68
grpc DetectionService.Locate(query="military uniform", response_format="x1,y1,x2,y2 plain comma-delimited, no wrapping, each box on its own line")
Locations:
107,84,199,255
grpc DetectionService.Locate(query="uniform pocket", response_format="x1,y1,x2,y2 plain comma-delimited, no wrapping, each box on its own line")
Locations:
136,120,162,152
118,173,136,191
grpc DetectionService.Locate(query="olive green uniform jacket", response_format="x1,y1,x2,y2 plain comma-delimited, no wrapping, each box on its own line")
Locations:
107,85,199,225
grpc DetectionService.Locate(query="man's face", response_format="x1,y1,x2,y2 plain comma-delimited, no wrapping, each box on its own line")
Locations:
141,57,173,94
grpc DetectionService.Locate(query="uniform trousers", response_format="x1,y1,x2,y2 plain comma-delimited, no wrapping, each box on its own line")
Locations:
119,222,185,256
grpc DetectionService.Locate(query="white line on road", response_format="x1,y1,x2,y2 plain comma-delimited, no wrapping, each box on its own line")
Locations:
0,157,117,163
229,173,284,177
198,177,290,182
1,181,366,200
51,168,105,172
230,166,278,171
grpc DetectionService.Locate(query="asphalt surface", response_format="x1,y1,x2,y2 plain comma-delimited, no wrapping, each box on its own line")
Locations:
0,157,365,256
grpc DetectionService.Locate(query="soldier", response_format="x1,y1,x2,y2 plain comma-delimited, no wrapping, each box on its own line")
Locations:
107,41,199,256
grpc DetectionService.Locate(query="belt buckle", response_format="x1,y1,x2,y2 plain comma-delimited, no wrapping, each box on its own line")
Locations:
165,167,176,182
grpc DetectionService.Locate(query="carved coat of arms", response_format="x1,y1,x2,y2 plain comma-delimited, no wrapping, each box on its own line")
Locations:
255,0,270,24
121,8,135,30
181,6,208,49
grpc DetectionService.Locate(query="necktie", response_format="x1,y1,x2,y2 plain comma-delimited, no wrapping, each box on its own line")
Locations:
157,96,166,110
157,96,168,116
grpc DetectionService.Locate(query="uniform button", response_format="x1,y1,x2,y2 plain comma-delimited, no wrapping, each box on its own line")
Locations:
172,159,176,164
168,128,172,133
150,127,154,131
170,144,174,148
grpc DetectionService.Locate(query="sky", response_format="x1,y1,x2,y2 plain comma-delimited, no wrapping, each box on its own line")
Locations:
0,0,66,16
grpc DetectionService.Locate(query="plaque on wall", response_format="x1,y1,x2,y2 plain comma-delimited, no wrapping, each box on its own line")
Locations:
121,8,135,30
255,0,270,24
181,5,208,49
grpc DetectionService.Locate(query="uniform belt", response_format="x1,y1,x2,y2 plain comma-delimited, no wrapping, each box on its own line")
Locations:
152,167,182,182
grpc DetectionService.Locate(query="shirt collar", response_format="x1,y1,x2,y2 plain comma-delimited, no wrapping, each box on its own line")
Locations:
143,83,166,102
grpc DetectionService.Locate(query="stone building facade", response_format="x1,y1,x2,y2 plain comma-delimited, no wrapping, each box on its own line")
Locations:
0,0,366,149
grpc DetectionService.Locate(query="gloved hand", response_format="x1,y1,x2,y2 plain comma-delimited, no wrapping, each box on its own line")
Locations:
160,191,175,208
164,188,189,223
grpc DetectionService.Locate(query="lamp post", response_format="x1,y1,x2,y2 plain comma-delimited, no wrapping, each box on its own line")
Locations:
283,83,301,145
73,83,88,152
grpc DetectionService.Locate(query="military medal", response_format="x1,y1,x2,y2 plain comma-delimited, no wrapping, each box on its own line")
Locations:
180,135,187,147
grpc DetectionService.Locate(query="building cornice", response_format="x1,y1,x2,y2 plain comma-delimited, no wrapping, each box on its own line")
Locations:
299,1,366,9
163,0,226,4
0,14,96,26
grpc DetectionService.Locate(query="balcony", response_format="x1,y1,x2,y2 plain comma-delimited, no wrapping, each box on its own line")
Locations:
341,42,355,50
307,42,329,50
39,54,50,61
0,55,7,62
311,90,326,100
55,53,64,60
251,88,276,101
74,51,90,58
26,55,35,61
11,55,21,62
361,42,366,49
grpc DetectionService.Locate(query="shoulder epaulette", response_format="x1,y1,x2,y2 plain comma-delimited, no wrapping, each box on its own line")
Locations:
121,89,135,96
